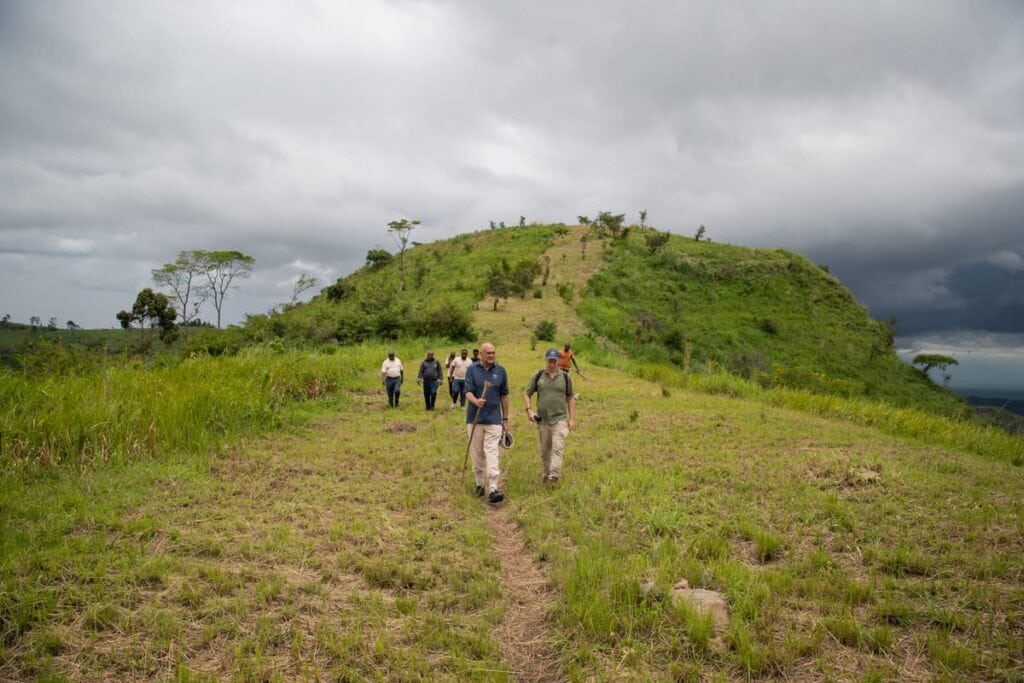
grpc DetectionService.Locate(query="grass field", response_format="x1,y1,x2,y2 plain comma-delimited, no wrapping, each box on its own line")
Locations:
2,230,1022,680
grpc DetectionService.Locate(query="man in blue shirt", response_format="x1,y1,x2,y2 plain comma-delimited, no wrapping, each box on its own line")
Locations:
465,342,510,503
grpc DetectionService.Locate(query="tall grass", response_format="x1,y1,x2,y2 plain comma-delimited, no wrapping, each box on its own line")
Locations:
0,349,364,469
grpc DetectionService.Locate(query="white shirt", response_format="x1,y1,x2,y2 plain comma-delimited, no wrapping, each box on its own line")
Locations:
449,356,473,380
381,358,403,378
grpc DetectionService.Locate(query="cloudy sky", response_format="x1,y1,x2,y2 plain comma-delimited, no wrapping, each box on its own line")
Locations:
2,1,1022,389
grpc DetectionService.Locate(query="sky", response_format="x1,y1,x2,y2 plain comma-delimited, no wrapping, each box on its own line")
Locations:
2,1,1023,390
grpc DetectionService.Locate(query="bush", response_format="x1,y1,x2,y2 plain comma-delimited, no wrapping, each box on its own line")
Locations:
556,282,574,304
534,320,557,342
409,303,476,342
183,329,243,357
729,350,769,379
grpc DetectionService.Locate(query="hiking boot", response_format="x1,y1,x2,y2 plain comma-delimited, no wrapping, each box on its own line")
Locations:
488,490,504,504
474,485,485,498
547,477,559,486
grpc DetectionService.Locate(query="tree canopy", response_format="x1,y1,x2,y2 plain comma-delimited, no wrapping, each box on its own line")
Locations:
117,288,178,345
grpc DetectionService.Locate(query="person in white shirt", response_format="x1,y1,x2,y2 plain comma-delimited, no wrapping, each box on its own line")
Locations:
380,349,404,408
448,348,473,408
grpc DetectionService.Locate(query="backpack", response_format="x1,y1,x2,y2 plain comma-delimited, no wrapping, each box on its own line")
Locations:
532,369,572,398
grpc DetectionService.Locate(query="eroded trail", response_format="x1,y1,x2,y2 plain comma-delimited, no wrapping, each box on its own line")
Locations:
486,509,562,682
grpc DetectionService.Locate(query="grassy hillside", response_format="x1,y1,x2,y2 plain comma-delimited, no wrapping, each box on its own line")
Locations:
2,343,1021,679
246,224,566,344
578,228,965,416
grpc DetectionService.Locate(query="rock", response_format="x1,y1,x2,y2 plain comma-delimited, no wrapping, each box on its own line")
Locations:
671,587,729,630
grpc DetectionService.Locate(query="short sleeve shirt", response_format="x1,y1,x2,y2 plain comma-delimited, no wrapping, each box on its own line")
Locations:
464,362,509,425
450,356,472,380
381,358,403,378
526,369,573,425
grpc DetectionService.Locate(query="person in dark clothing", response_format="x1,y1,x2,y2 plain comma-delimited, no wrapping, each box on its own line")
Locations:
417,351,444,411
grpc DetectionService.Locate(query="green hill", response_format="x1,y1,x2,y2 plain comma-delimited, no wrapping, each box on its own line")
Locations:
256,223,964,418
2,225,1021,680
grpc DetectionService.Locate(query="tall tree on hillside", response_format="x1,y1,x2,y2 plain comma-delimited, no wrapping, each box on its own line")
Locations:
66,320,79,330
29,316,40,329
387,218,419,292
196,250,255,328
117,288,178,345
639,209,647,228
152,251,211,331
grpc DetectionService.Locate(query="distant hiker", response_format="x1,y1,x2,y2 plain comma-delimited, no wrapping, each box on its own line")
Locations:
444,351,457,403
471,348,481,365
380,350,404,408
417,351,444,411
449,348,473,408
465,342,510,504
525,348,576,485
558,342,581,374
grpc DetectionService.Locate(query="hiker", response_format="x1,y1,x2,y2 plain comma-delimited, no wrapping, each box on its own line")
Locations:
471,348,481,365
558,342,581,374
465,342,510,504
416,351,444,411
380,350,404,408
449,348,473,408
525,348,576,485
444,351,457,403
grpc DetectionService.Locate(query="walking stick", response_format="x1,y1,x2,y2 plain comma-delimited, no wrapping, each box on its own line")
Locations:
462,379,490,475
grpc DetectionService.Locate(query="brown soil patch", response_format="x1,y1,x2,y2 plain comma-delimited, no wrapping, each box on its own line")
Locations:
486,509,562,682
383,421,418,433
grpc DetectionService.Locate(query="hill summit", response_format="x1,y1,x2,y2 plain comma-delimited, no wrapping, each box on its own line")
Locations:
251,223,963,416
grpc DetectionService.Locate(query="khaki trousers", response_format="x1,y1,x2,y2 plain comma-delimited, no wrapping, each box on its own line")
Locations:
538,420,569,481
468,424,503,492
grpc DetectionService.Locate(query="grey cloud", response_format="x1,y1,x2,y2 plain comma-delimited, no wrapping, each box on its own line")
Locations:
1,0,1022,355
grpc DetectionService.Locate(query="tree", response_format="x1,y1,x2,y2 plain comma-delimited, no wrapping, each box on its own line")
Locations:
639,209,647,228
912,353,958,378
117,288,178,345
196,250,255,329
47,317,58,330
386,218,420,292
365,249,393,269
486,260,515,310
596,211,626,238
577,215,591,226
519,215,526,227
66,320,79,330
695,225,706,242
510,259,542,298
29,316,40,329
289,272,318,305
152,250,211,330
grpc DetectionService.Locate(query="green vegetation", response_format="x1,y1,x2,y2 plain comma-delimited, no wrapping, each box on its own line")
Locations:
246,224,564,343
1,222,1020,679
578,228,966,416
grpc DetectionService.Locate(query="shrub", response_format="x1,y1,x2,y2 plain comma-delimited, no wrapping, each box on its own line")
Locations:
729,351,769,379
556,282,574,305
534,320,557,342
409,303,476,342
184,329,243,357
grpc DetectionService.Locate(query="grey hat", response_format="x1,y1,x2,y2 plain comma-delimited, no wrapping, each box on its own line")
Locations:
545,348,560,361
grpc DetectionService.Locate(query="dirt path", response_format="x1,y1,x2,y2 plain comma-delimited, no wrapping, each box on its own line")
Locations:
486,508,562,682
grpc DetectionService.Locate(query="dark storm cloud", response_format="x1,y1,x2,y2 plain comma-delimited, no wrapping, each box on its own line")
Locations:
1,0,1023,356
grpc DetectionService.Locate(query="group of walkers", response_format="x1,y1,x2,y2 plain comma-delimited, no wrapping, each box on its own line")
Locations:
380,342,579,504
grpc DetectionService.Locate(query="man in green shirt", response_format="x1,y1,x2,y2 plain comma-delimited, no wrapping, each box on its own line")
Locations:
524,348,577,485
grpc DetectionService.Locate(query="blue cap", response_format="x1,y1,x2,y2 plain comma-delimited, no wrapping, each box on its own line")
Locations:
545,348,560,361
